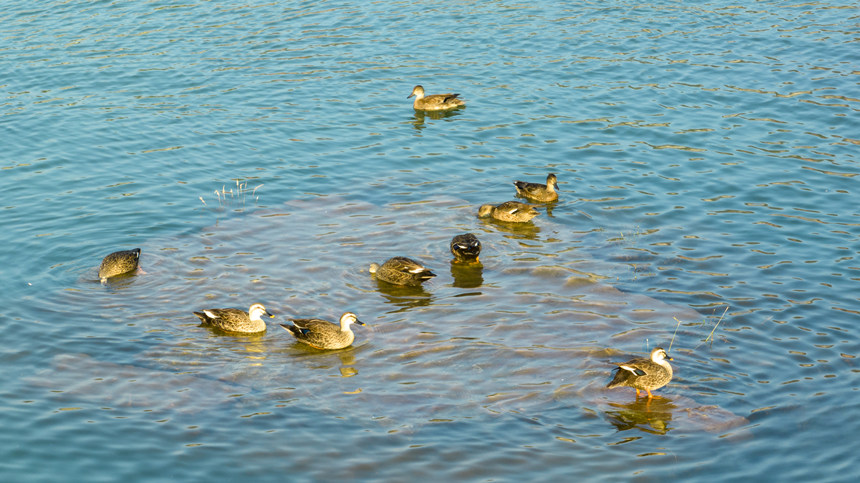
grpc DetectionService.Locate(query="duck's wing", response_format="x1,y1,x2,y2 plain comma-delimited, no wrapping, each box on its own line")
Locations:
428,93,460,104
290,318,332,332
607,357,650,387
618,364,648,377
390,257,436,277
422,93,462,108
283,319,340,347
194,308,247,327
497,201,537,215
513,180,544,194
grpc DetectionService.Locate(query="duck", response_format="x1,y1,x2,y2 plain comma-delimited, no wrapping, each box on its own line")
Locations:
514,173,559,202
477,201,540,223
450,233,481,262
407,85,465,111
606,347,674,399
281,312,365,350
193,303,274,334
98,248,142,283
369,256,436,286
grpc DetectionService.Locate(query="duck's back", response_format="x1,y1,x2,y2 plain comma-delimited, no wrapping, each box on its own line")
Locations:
98,248,141,280
287,318,353,349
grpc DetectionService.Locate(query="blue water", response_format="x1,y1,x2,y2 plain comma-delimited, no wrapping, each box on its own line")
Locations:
2,1,858,481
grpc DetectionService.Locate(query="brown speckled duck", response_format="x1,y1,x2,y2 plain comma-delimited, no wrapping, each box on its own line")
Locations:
607,347,674,399
450,233,481,262
98,248,142,283
514,173,559,202
477,201,540,223
281,312,365,350
193,303,274,334
370,256,436,286
407,85,465,111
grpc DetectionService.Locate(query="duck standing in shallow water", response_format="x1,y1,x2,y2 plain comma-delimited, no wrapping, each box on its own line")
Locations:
450,233,481,263
477,201,540,223
193,303,275,334
98,248,142,283
514,173,559,202
281,312,365,350
606,347,674,399
407,85,465,111
370,256,436,286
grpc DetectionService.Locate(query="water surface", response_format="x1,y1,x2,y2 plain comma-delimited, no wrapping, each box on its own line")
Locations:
1,1,858,481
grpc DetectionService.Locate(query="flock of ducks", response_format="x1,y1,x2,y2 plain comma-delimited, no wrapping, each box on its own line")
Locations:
94,86,674,399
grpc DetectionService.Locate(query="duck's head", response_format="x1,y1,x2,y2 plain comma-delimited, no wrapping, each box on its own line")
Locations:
452,233,481,259
407,85,425,99
651,347,672,362
547,173,559,191
340,312,365,328
249,303,275,320
477,204,494,218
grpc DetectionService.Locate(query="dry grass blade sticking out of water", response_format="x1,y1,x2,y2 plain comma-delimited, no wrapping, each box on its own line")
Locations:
703,305,729,346
667,304,729,353
198,179,264,211
668,316,683,353
681,305,730,351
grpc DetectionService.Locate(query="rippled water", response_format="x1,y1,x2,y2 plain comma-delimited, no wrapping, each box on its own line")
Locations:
2,1,858,481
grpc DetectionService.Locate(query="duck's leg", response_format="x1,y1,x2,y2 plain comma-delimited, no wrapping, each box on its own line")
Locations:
645,389,661,399
634,388,641,397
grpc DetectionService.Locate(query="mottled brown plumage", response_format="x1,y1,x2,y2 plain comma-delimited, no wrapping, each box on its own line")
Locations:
193,303,274,334
407,85,465,111
450,233,482,262
281,312,365,350
370,256,436,286
514,173,559,202
98,248,141,283
607,347,674,399
477,201,540,223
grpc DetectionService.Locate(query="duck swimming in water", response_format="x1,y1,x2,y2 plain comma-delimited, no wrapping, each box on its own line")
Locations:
477,201,540,223
407,85,465,111
193,303,275,334
450,233,481,262
370,256,436,286
281,312,365,350
514,173,559,202
98,248,142,283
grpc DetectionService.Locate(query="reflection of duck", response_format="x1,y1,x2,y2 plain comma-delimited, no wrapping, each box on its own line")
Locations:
450,233,481,263
370,257,436,286
193,303,275,334
514,173,559,202
479,216,541,241
605,397,676,434
280,312,365,350
607,347,674,399
478,201,540,223
407,85,465,111
373,279,433,312
449,261,483,289
98,248,142,283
